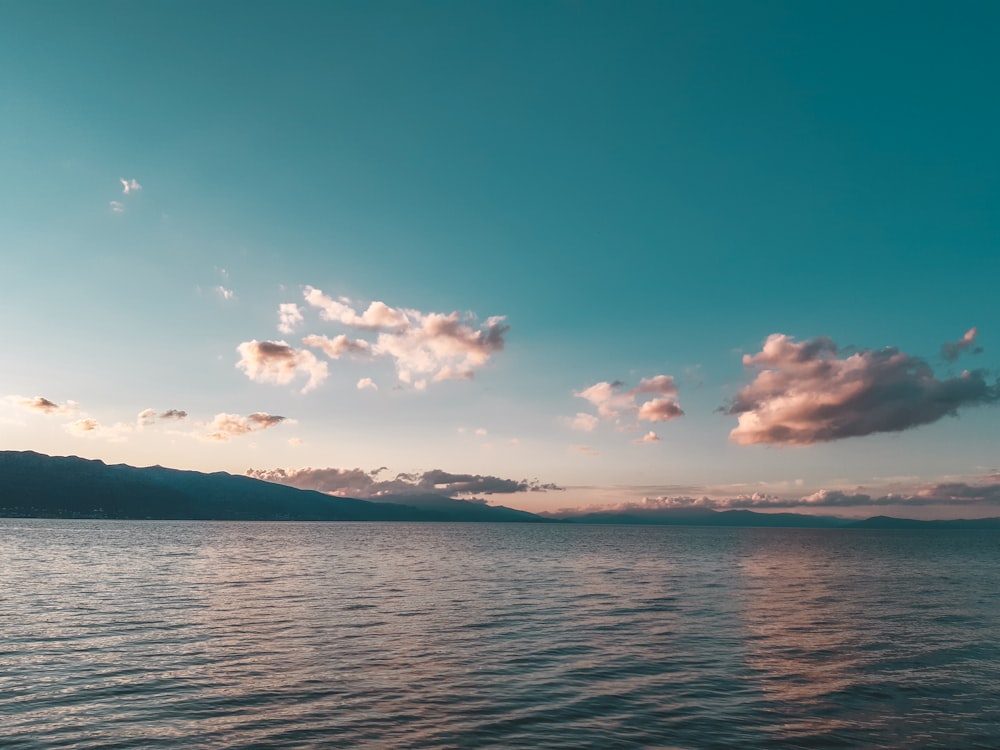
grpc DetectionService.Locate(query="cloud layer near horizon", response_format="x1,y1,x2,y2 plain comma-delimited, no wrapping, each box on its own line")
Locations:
551,477,1000,515
726,333,999,445
246,465,561,499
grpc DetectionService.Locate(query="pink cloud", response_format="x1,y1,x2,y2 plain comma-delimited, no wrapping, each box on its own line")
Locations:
14,396,76,415
356,377,377,391
201,412,288,442
635,431,660,443
941,327,980,361
727,333,1000,446
302,333,371,359
637,397,684,423
566,412,599,432
236,340,328,393
573,375,684,428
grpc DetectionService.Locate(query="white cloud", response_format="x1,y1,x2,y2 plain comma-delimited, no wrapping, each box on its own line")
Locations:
302,333,371,359
357,377,377,390
120,178,142,194
248,285,510,390
215,285,235,301
236,340,328,393
277,303,304,334
109,201,125,213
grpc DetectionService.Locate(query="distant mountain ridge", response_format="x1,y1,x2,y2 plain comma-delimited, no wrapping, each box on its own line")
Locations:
3,451,999,528
0,451,546,522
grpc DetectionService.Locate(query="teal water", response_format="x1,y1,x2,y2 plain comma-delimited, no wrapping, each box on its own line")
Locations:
3,520,1000,748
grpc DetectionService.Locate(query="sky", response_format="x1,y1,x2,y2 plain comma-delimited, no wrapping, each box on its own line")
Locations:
2,1,998,518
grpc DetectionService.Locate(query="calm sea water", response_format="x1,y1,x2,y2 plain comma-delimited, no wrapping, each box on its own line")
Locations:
3,520,1000,749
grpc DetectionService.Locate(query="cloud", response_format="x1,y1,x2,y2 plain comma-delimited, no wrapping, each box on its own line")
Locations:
120,178,142,194
63,418,133,442
109,201,125,213
303,286,409,331
584,478,1000,513
942,327,981,361
357,377,377,391
726,333,1000,446
236,340,328,393
302,333,371,359
374,311,508,385
215,285,235,301
67,418,100,434
14,396,76,415
635,431,660,443
201,412,288,442
637,397,684,422
565,412,599,432
572,445,600,456
277,303,304,335
573,375,683,429
246,466,562,499
137,408,188,427
257,286,508,390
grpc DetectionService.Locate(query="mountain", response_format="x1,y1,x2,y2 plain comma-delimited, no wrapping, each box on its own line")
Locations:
551,507,1000,530
0,451,549,522
553,507,846,528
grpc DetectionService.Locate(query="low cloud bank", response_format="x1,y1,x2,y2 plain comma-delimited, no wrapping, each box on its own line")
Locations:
551,478,1000,516
726,333,998,445
246,465,562,499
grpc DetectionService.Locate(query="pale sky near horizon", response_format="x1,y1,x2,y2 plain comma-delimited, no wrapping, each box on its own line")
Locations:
2,1,998,518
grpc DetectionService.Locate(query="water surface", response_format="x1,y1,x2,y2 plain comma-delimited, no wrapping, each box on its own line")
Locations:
3,520,999,748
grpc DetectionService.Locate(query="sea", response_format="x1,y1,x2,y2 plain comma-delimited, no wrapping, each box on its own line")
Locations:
3,519,1000,749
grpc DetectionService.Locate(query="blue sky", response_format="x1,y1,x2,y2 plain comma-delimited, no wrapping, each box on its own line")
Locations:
2,1,998,516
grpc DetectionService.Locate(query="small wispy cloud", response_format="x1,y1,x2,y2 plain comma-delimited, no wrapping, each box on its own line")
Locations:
200,412,288,442
635,431,660,444
13,396,77,415
137,408,188,427
120,178,142,194
572,444,600,457
942,327,981,362
109,201,125,214
215,285,235,301
277,303,304,334
357,377,377,391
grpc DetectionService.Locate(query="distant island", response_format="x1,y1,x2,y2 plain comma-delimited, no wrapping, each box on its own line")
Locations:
3,451,1000,529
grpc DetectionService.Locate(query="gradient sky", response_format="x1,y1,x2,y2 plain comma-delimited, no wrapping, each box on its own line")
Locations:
3,1,998,517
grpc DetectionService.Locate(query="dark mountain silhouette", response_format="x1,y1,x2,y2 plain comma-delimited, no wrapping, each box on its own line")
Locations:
0,451,548,522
